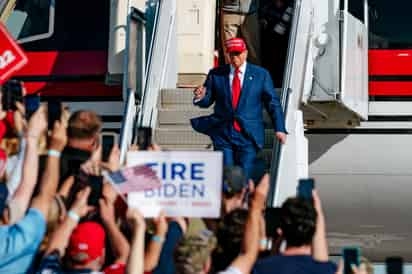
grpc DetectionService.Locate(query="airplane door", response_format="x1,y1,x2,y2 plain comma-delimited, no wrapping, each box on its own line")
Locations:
340,0,368,119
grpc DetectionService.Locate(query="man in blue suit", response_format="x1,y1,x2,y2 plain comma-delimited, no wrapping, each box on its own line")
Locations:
191,38,287,179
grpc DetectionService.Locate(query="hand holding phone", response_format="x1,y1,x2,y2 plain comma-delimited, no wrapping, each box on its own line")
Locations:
24,94,40,120
297,178,315,201
343,247,360,274
47,100,62,130
2,80,23,111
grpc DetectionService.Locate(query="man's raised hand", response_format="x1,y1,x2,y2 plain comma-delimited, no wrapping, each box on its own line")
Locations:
193,86,206,100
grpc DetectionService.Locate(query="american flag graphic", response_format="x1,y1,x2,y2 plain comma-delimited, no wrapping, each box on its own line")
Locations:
104,165,161,194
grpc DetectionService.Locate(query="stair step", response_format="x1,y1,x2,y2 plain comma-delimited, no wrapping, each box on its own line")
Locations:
157,108,212,125
154,127,276,147
160,88,194,106
157,108,274,128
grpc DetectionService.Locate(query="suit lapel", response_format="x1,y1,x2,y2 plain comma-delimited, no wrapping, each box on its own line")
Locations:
237,64,254,110
224,65,234,111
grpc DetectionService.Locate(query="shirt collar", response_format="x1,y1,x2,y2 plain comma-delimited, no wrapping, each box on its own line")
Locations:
230,62,247,74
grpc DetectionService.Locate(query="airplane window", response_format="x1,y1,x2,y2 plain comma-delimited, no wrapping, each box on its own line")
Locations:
369,1,412,49
5,0,52,43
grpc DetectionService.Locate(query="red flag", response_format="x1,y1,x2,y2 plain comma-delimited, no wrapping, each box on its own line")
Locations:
0,23,28,85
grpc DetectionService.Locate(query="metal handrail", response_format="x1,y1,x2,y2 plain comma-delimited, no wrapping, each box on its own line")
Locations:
119,6,148,164
267,0,302,206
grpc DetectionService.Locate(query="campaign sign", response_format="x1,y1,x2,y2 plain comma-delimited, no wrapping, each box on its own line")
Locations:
126,151,223,218
0,23,28,85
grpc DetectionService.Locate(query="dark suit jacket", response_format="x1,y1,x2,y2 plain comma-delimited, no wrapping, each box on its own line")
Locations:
191,63,286,149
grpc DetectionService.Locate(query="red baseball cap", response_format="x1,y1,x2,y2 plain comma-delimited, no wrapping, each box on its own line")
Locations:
225,38,247,53
68,222,106,264
103,263,126,274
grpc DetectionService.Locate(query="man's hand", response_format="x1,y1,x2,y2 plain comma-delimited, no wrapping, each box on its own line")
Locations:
153,211,168,237
275,131,287,144
49,121,67,151
70,187,93,218
27,105,47,139
193,86,206,100
127,208,146,231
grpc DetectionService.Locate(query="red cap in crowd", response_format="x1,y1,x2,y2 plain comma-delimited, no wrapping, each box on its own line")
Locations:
224,38,247,53
68,222,106,264
103,263,126,274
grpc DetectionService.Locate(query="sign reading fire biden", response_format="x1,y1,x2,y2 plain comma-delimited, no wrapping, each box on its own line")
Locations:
126,151,223,218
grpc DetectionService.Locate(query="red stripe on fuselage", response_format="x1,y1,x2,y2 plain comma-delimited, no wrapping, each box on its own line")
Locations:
369,50,412,96
13,51,121,97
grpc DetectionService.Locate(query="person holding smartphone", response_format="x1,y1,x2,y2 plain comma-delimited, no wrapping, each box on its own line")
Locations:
252,188,337,274
58,110,103,183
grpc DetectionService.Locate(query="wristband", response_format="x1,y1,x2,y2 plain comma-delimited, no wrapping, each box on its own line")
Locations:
151,235,164,243
259,238,269,249
48,149,61,158
67,210,80,223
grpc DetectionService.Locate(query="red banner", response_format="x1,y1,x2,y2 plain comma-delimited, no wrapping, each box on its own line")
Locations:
0,23,28,85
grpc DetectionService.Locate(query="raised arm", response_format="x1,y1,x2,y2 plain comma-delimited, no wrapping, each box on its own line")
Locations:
126,208,146,274
312,190,329,262
99,183,130,264
45,187,92,256
30,121,67,217
144,211,168,272
10,107,47,214
228,174,270,274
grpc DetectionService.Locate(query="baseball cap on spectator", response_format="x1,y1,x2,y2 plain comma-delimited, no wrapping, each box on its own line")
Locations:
222,166,247,196
174,229,217,274
224,38,247,53
0,182,8,216
103,263,126,274
68,222,106,264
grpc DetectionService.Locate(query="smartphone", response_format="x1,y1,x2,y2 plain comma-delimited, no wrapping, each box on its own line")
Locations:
343,247,360,274
386,257,403,274
70,172,103,207
47,100,62,130
2,80,23,111
136,127,152,150
24,94,40,119
297,178,315,201
87,175,103,206
265,207,281,239
100,132,119,162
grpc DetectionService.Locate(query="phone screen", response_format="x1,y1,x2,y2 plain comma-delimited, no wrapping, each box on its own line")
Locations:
136,127,152,150
87,175,103,206
47,101,62,130
297,178,315,201
101,133,118,162
343,248,360,274
386,257,403,274
25,94,40,119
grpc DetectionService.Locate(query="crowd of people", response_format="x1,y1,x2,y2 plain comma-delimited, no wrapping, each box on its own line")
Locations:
0,79,375,274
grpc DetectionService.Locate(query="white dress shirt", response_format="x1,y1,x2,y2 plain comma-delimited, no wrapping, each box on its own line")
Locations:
229,62,247,91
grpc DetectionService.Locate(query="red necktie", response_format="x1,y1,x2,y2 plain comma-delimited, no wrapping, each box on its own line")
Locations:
232,68,241,131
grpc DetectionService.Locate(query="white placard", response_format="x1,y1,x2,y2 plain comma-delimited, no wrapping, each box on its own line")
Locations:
126,151,223,218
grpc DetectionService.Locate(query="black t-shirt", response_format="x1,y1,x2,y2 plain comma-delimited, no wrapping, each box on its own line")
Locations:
253,255,337,274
